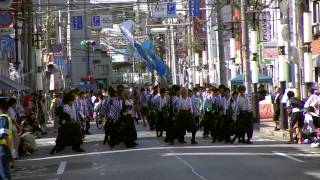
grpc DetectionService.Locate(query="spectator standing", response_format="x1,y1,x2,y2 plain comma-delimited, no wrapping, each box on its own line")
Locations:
7,98,20,160
0,98,12,180
272,87,281,131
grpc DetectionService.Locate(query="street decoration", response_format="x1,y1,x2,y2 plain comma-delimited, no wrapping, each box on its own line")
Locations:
120,20,167,77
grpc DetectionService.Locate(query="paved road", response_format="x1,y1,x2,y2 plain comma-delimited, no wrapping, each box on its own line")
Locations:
11,123,320,180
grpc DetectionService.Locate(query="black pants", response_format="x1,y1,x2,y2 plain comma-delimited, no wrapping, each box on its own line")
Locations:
222,116,234,143
156,111,167,136
176,111,192,142
201,112,212,137
121,115,137,147
237,111,253,141
165,114,176,143
104,120,120,147
147,111,157,130
85,117,91,133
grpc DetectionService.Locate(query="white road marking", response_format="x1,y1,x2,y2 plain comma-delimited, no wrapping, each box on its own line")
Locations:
56,161,67,175
305,171,320,179
162,152,276,156
17,144,305,162
172,152,208,180
273,151,305,163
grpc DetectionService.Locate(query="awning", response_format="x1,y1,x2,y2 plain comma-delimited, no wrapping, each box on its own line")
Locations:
78,83,97,90
0,75,30,91
231,74,272,85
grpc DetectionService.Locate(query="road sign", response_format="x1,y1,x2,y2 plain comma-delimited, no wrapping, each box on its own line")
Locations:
72,16,83,30
0,11,14,28
167,3,176,17
151,2,176,18
0,27,14,36
189,0,200,17
0,0,13,9
0,35,14,53
92,15,113,28
53,44,62,53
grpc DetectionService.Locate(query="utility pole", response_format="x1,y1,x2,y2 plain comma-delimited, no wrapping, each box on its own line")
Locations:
170,23,177,85
241,0,251,94
27,0,34,87
146,0,155,85
46,0,50,55
35,0,43,91
134,0,140,85
205,0,212,86
66,0,72,88
216,0,226,86
296,0,304,98
187,2,192,88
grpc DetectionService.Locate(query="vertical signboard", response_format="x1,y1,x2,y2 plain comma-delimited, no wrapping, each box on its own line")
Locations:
189,0,200,17
259,12,271,42
73,16,83,30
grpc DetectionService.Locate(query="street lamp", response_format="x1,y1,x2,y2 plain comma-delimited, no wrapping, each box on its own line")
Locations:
80,40,96,80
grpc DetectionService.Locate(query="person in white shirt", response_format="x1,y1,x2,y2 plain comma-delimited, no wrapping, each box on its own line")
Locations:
236,85,253,144
51,92,84,154
222,88,235,143
155,88,168,138
176,87,196,144
201,87,214,138
302,106,319,143
304,89,319,110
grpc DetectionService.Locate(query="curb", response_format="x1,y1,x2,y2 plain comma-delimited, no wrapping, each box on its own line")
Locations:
260,127,290,141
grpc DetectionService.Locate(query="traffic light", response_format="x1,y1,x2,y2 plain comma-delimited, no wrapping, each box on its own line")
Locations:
80,40,96,46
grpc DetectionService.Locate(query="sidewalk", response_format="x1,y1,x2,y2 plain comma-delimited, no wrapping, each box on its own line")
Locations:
258,119,290,141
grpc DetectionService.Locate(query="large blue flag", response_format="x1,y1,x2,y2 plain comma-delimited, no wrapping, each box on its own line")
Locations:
133,42,156,72
119,20,155,72
141,40,167,77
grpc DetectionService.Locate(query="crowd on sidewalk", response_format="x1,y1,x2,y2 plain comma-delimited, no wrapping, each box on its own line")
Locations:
272,86,320,146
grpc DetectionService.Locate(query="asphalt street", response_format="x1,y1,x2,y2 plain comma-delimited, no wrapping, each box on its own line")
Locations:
11,123,320,180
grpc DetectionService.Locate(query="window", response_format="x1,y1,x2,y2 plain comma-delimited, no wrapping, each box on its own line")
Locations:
99,65,108,75
313,2,317,23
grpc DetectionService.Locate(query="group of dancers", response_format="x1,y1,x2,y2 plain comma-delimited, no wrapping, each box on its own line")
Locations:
140,84,254,145
50,84,255,154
